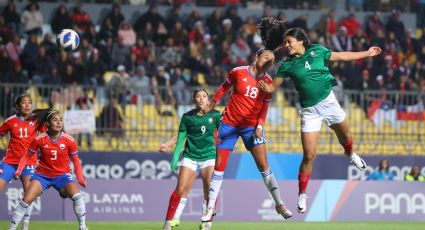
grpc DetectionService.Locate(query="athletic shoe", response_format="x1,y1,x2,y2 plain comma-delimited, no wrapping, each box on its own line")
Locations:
350,153,367,171
201,207,215,222
163,220,172,230
199,221,212,230
275,204,292,219
171,219,180,227
297,193,308,213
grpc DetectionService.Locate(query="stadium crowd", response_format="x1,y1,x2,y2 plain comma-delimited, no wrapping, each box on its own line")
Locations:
0,1,425,116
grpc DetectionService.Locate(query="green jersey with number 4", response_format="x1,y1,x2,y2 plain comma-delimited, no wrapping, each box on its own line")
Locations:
276,44,337,108
179,109,221,161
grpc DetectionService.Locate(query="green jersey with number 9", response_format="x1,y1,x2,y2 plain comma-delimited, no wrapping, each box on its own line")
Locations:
276,44,337,108
178,109,221,161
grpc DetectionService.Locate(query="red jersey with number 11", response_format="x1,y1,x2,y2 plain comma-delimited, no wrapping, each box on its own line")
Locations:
28,132,79,178
221,66,273,128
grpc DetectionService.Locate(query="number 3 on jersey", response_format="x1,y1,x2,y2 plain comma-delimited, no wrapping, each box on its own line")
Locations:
50,150,57,160
305,61,311,70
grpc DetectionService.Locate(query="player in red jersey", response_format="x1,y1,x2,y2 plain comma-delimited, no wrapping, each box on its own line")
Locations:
9,109,88,230
0,93,41,230
201,49,292,224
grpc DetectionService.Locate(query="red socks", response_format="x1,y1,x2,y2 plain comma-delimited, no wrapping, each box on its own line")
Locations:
214,148,231,171
298,173,311,194
165,190,181,220
342,138,353,157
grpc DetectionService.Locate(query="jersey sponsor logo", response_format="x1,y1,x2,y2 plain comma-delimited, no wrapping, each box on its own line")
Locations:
59,144,66,150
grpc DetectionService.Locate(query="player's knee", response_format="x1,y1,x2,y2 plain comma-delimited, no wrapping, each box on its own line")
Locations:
256,162,269,172
175,186,190,197
303,152,317,163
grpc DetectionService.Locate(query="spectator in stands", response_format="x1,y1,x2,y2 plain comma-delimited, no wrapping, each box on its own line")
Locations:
133,5,164,34
0,84,13,118
84,24,98,46
332,73,344,105
291,14,309,31
224,5,243,30
21,2,43,35
20,34,39,79
366,12,384,41
156,22,168,46
200,34,215,69
216,18,235,46
127,65,156,105
86,48,106,86
111,35,131,69
165,6,182,30
0,16,13,44
339,13,361,37
74,89,95,150
332,26,352,52
51,5,73,35
71,52,87,84
206,65,225,86
139,21,155,42
169,21,188,47
103,3,125,31
62,64,78,85
41,33,59,59
206,9,222,41
185,9,203,32
405,165,424,182
5,61,28,84
107,65,129,108
72,5,92,33
411,61,425,83
170,67,191,106
98,97,124,145
320,10,337,37
230,36,251,65
367,159,394,181
386,10,405,44
0,49,13,80
44,65,62,85
151,65,175,114
4,33,21,63
2,1,21,35
98,19,117,43
32,46,53,84
159,37,182,68
118,22,136,47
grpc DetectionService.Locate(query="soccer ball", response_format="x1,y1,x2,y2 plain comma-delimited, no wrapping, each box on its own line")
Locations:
56,29,80,52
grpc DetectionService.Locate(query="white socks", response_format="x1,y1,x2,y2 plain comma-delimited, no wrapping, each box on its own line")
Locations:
261,168,283,206
10,200,29,230
72,193,87,228
207,170,224,209
173,197,187,220
23,202,33,222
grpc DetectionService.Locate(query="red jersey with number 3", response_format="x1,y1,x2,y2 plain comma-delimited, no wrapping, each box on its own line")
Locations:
222,66,273,128
0,115,41,165
28,132,79,177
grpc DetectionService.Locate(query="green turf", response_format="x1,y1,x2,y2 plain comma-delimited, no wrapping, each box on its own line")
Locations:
0,221,424,230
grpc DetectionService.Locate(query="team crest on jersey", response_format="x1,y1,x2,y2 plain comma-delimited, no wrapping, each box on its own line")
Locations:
59,144,66,150
29,121,34,126
310,51,316,56
209,118,213,123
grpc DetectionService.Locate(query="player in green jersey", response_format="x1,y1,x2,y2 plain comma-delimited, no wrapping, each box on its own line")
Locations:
257,19,382,214
162,89,220,230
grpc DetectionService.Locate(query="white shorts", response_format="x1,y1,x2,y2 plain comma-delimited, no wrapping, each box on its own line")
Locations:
299,91,346,132
181,158,215,172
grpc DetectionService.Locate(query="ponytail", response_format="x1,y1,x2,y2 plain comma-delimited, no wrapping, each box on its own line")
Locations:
257,17,287,51
30,109,59,132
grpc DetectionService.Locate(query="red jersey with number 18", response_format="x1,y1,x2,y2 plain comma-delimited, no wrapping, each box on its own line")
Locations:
0,115,40,165
28,132,79,178
221,66,273,128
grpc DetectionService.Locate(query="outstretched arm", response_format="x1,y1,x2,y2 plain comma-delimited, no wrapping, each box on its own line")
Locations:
258,77,284,93
330,46,382,61
159,135,178,153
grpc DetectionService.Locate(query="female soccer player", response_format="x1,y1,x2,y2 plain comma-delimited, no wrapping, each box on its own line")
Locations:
10,109,88,230
201,48,293,223
0,93,40,230
257,19,381,213
162,89,220,230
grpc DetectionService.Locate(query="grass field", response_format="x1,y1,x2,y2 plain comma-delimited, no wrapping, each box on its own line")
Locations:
1,221,424,230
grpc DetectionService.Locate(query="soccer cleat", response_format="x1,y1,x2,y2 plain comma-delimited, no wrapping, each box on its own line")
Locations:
21,221,29,230
350,153,367,171
201,207,215,222
199,221,213,230
171,219,180,227
275,204,292,219
163,220,172,230
297,193,308,213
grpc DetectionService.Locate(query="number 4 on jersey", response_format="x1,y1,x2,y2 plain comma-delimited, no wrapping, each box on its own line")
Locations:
305,61,311,70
